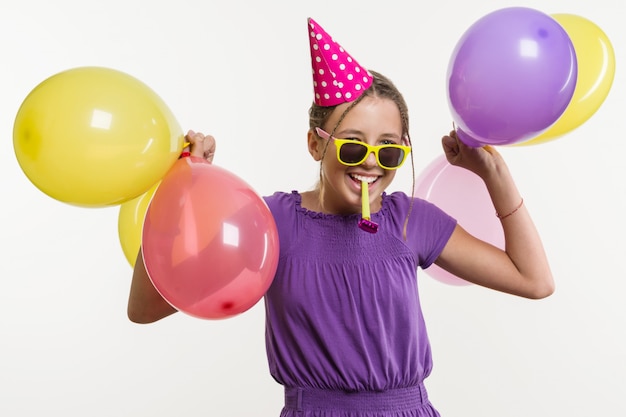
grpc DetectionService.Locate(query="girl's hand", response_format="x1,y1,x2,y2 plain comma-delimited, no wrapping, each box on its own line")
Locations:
183,130,216,163
441,129,502,180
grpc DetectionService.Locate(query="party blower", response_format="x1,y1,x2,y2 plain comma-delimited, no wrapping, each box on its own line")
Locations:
358,180,378,233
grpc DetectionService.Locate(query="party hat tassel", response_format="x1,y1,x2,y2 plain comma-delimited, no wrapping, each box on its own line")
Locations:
358,180,378,233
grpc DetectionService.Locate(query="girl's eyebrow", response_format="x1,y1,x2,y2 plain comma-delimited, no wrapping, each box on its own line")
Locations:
333,129,362,138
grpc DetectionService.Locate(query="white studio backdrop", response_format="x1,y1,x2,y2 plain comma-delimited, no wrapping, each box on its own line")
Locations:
1,0,623,416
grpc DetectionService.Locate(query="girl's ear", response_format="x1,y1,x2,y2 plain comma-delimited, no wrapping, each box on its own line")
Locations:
307,129,323,161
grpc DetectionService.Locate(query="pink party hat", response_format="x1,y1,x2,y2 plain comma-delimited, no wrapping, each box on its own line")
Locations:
308,17,373,107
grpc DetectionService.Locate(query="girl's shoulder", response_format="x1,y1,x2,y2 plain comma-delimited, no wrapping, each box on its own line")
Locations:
263,190,302,221
263,190,295,206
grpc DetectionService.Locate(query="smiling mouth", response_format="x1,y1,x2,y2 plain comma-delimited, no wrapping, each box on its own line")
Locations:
350,173,378,184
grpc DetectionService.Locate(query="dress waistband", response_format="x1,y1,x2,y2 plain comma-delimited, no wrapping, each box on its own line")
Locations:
284,384,429,412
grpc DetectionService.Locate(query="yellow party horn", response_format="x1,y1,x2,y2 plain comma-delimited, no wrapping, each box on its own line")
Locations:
358,180,378,233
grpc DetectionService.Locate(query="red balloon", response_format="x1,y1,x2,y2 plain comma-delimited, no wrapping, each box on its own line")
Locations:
141,156,279,319
414,156,504,286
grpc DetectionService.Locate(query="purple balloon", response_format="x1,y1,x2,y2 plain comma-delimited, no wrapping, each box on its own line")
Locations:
447,7,578,147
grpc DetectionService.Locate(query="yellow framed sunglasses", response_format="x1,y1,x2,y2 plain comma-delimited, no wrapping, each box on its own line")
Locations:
315,127,410,170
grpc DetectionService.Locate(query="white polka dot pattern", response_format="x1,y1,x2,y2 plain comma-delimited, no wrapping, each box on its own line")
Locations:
308,17,373,107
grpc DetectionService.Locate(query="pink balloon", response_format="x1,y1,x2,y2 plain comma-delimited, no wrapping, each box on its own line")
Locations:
142,156,279,319
414,156,504,285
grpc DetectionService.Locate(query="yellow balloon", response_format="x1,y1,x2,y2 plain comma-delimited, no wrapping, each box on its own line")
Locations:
520,14,615,146
118,182,159,267
13,67,184,207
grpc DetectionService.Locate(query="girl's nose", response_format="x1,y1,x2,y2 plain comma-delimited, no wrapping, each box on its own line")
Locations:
361,150,378,168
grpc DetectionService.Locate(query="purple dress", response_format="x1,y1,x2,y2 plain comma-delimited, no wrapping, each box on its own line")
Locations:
263,191,456,417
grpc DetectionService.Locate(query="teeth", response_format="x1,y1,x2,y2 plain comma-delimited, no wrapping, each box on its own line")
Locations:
351,174,377,183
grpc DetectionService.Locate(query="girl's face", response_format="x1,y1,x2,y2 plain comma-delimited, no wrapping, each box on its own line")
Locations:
309,96,406,215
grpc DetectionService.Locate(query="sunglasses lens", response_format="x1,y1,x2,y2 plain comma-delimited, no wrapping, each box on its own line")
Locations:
339,143,368,164
378,147,404,168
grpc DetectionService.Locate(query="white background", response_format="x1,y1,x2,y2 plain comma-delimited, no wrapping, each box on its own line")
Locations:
1,0,623,416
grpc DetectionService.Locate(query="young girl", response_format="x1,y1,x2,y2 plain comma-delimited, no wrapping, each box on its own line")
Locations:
128,18,554,417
